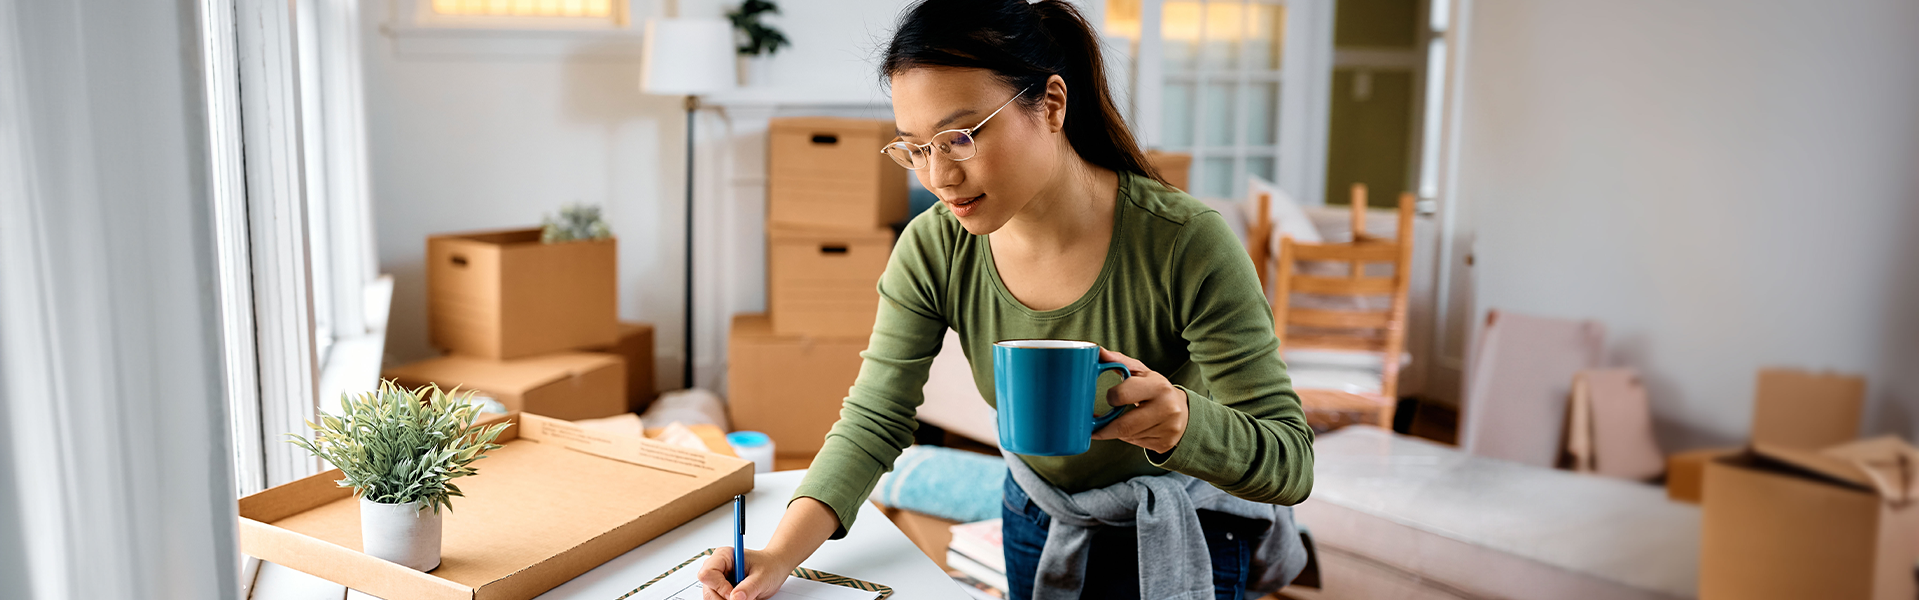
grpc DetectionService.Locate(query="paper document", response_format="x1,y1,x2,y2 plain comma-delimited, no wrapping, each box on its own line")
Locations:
618,551,885,600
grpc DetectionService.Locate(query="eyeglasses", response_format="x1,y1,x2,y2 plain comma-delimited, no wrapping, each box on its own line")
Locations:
880,86,1032,170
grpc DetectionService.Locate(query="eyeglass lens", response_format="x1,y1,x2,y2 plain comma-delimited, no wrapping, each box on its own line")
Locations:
886,129,977,169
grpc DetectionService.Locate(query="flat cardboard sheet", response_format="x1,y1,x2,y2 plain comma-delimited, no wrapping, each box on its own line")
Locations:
240,413,752,600
1460,310,1607,467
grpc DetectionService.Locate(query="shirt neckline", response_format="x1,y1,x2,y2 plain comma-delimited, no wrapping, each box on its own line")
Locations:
980,170,1133,320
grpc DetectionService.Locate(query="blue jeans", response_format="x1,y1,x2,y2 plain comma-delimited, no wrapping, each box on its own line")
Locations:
1000,473,1253,600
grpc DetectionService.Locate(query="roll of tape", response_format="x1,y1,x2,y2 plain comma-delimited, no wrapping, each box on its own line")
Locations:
725,431,774,474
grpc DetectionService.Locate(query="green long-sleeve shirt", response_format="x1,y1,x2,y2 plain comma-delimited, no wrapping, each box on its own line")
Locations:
791,170,1314,535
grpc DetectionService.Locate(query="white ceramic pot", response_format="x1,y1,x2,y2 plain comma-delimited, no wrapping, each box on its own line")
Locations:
736,54,773,87
359,497,442,571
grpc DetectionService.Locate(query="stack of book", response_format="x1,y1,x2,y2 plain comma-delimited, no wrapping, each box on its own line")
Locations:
946,519,1006,599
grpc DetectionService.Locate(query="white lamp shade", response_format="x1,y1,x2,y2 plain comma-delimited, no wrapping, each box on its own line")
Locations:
640,18,738,96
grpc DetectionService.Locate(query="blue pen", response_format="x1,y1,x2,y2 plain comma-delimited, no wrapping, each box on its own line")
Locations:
731,494,746,587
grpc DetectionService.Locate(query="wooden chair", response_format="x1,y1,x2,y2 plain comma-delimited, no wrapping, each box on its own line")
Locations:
1265,184,1416,431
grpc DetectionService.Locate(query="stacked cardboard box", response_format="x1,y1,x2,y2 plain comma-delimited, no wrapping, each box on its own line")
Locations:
385,227,657,418
730,117,904,458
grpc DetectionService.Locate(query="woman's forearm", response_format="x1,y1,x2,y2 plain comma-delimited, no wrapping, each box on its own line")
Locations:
762,496,841,569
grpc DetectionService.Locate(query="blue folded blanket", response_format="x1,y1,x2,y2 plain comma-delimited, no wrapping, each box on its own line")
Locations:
873,445,1006,523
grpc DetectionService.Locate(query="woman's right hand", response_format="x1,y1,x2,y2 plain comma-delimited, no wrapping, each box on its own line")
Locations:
697,547,795,600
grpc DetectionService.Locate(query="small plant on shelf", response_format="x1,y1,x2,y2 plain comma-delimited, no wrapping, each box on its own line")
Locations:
541,203,613,243
728,0,790,57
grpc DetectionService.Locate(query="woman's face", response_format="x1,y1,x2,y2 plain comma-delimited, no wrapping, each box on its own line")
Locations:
889,68,1065,235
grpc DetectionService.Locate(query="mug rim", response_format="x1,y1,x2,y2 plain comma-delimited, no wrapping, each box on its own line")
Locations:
994,339,1098,350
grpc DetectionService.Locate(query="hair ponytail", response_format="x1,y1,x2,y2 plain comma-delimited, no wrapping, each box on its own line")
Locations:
882,0,1168,187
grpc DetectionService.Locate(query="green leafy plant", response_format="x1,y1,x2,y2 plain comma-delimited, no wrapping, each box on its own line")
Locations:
728,0,790,57
288,381,512,514
541,203,613,243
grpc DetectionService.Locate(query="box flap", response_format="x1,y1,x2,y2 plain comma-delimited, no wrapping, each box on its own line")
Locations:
385,353,622,395
516,413,751,478
1753,436,1919,503
1752,368,1865,450
429,228,544,247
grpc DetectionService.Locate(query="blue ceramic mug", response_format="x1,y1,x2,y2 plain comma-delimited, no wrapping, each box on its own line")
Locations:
992,340,1133,456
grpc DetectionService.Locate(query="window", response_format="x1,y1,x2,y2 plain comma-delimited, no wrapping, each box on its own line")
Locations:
209,0,385,498
393,0,629,31
383,0,643,58
430,0,617,18
1104,0,1332,203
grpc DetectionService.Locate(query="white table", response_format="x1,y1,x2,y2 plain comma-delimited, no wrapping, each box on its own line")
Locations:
251,470,968,600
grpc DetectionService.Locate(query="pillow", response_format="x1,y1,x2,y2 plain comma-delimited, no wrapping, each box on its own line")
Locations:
1240,176,1322,256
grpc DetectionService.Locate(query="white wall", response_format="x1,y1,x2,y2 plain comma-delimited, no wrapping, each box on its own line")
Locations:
362,0,911,390
1453,0,1919,449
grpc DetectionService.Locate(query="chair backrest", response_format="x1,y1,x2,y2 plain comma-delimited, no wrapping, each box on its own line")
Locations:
1271,187,1416,398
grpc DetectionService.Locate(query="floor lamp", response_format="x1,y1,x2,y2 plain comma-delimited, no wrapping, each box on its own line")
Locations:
640,17,736,390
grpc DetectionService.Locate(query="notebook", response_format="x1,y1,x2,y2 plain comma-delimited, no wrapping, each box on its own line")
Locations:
617,548,892,600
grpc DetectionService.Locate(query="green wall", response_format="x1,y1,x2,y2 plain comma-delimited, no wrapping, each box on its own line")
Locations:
1324,0,1421,206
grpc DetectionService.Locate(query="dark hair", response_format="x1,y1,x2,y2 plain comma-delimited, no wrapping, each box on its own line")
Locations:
882,0,1167,186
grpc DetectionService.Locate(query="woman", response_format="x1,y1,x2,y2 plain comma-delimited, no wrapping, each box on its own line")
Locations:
700,1,1313,598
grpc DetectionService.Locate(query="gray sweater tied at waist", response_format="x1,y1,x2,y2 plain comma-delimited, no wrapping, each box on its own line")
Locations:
1003,451,1310,600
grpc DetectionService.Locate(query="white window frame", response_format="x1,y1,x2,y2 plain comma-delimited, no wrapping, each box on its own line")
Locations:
1112,0,1334,204
382,0,648,58
212,0,389,502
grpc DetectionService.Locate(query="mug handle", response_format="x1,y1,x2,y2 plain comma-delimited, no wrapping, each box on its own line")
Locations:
1090,362,1133,429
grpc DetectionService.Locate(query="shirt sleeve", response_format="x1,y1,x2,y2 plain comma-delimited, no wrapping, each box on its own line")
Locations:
789,211,953,538
1146,210,1316,505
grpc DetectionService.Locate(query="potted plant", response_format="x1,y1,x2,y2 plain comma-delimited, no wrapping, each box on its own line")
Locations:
288,382,512,571
540,203,613,243
727,0,790,87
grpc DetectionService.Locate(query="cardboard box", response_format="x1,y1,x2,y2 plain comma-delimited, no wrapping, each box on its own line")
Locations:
239,413,752,600
1664,447,1739,504
1751,367,1865,450
384,353,626,421
1665,367,1866,504
584,322,657,414
1700,437,1919,600
727,314,863,454
1145,150,1193,192
875,504,960,571
428,228,617,359
768,117,907,231
768,226,894,338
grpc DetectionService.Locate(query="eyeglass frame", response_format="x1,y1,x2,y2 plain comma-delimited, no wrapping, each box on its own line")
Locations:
878,85,1034,170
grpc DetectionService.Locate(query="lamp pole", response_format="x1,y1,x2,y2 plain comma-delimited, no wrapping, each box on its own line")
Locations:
683,95,697,391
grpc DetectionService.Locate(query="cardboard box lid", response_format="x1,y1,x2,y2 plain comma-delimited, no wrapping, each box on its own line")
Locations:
1748,436,1919,504
1752,368,1865,450
767,225,895,245
384,353,622,395
429,227,618,249
239,413,752,600
769,116,895,137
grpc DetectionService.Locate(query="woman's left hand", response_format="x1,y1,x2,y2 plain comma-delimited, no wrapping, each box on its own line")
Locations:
1089,347,1188,455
